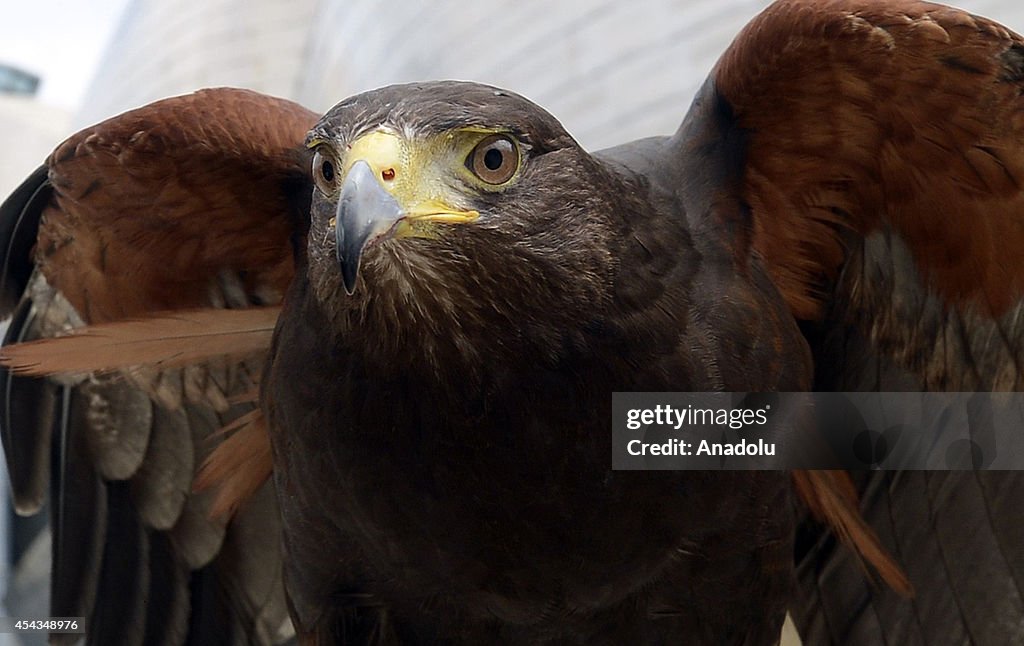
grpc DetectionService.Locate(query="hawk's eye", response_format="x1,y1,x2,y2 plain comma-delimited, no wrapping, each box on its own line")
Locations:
467,134,519,185
312,148,339,193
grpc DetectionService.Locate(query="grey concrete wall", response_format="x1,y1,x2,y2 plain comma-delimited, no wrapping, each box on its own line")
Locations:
78,0,1024,150
0,97,70,201
296,0,770,149
76,0,318,126
293,0,1024,149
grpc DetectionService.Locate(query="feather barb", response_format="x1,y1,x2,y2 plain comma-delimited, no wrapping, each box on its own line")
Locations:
0,307,280,376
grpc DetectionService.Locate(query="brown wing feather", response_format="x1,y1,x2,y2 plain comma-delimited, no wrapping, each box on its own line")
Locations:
0,307,280,376
791,469,911,595
194,410,274,519
705,1,1024,642
0,87,316,644
715,0,1024,323
38,87,314,323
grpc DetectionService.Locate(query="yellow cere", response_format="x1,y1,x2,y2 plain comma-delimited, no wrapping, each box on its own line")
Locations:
344,130,406,180
343,129,481,238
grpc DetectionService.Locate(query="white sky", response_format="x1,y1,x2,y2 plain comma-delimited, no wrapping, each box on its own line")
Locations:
0,0,131,110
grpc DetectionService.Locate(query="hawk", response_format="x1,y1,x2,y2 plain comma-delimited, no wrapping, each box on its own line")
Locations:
2,1,1023,643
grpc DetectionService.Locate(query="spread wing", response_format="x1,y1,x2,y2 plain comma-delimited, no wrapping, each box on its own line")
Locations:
677,0,1024,642
0,87,317,644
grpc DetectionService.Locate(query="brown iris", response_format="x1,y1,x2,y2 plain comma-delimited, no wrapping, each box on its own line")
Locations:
312,149,338,193
467,134,519,185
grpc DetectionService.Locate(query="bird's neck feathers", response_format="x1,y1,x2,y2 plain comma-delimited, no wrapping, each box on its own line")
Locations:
304,229,615,380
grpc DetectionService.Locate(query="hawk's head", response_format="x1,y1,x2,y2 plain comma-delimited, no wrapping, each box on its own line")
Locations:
303,81,629,339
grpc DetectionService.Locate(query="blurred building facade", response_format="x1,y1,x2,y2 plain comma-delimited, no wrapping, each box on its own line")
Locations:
78,0,1024,150
0,61,70,200
75,0,319,126
0,66,39,96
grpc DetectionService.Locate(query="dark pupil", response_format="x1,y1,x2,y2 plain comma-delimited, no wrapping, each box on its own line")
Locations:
483,147,504,171
321,159,335,182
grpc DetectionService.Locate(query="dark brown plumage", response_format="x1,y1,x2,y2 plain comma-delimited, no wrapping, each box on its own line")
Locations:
1,1,1024,644
264,80,813,644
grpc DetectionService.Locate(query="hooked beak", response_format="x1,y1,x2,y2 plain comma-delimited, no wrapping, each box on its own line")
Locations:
335,160,403,294
333,151,481,292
